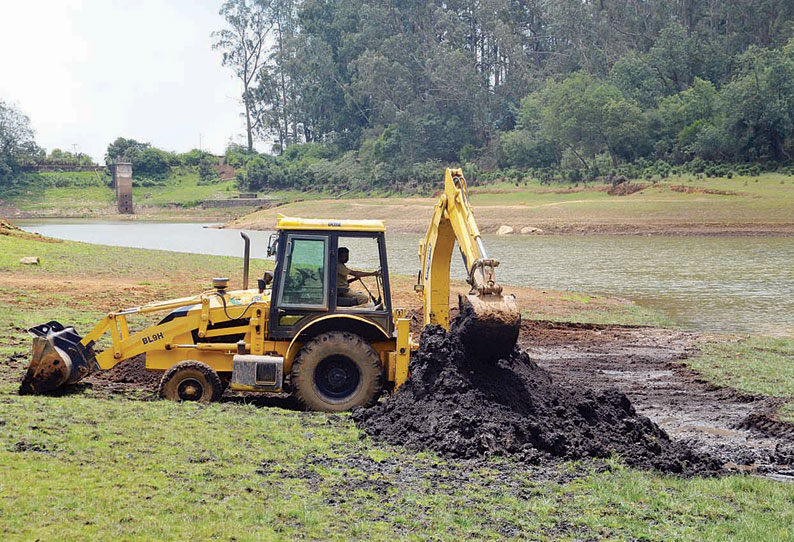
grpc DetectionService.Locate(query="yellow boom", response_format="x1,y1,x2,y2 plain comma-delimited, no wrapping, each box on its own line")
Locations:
416,168,519,360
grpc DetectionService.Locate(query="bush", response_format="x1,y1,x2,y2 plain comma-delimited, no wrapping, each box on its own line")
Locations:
224,144,258,168
197,157,220,185
181,149,217,167
498,130,556,169
133,148,172,179
238,156,282,191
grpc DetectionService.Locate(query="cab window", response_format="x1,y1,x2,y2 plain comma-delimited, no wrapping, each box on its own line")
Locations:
278,236,328,308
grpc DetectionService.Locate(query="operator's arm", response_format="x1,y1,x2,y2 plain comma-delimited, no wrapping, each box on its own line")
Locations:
348,268,380,280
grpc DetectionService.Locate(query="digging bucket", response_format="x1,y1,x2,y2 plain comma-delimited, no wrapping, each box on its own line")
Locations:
456,293,520,363
19,321,96,395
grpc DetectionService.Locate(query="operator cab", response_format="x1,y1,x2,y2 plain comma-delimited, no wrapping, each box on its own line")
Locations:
267,216,393,340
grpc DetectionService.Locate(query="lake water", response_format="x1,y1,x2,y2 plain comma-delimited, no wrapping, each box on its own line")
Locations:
15,220,794,337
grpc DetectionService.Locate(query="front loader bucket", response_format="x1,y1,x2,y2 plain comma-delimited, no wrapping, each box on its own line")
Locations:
19,321,96,395
455,293,520,363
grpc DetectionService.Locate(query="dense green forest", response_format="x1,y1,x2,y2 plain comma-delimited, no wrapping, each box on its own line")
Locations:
3,1,793,195
214,0,794,192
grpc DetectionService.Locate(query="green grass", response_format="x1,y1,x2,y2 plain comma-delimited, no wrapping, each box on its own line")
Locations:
5,170,794,227
133,168,239,207
4,171,115,213
688,336,794,420
1,394,794,541
518,289,677,327
524,303,676,327
0,233,266,282
470,172,794,201
466,173,794,224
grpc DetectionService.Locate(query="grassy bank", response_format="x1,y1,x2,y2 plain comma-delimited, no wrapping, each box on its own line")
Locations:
0,169,248,219
688,336,794,421
228,173,794,234
2,233,794,540
3,171,794,231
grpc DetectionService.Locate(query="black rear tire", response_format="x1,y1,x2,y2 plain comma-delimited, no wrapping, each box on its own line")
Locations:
291,331,383,412
158,360,223,403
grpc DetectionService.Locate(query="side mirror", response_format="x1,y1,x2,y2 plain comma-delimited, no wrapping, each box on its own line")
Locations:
258,271,274,294
267,233,278,257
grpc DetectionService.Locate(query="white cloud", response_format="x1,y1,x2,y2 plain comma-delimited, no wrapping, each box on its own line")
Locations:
0,0,260,162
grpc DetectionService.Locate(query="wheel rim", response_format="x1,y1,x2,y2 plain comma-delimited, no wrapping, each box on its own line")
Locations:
177,377,204,401
314,355,361,402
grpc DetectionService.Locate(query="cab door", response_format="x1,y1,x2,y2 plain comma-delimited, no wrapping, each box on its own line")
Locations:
269,233,330,339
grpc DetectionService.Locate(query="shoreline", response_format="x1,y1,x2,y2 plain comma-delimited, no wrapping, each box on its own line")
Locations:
8,212,794,237
223,217,794,237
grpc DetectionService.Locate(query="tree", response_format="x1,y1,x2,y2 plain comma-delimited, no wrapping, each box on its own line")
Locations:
0,100,42,182
609,53,666,109
238,155,282,190
105,138,177,179
498,93,557,169
133,148,173,179
105,137,150,164
213,0,273,151
647,22,697,94
211,0,794,186
651,78,719,159
198,157,219,183
180,148,216,166
45,148,95,166
718,44,794,160
540,72,647,168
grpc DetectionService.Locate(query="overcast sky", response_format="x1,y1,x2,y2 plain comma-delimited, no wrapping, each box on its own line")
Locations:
0,0,257,162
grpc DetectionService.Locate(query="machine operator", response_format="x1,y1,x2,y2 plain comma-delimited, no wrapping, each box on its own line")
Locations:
337,247,380,306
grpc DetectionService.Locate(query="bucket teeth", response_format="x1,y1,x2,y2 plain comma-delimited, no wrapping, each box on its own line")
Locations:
19,321,96,395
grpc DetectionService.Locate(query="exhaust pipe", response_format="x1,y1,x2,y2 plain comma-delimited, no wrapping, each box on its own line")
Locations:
241,232,250,290
19,321,97,395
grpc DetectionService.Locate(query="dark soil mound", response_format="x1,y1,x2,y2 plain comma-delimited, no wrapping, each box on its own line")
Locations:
86,355,161,391
353,321,721,476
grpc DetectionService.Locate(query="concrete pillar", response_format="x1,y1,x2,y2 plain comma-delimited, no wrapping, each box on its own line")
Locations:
113,161,133,214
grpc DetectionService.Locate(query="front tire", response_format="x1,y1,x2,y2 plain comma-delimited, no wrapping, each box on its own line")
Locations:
158,360,223,403
291,331,383,412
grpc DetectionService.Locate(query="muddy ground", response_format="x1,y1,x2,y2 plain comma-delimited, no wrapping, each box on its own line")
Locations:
520,321,794,479
10,319,794,479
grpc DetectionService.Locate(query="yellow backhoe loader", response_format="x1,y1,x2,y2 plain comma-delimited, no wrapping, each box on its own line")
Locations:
19,168,519,411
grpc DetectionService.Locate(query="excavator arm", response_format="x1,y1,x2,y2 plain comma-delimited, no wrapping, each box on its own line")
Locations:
416,168,520,360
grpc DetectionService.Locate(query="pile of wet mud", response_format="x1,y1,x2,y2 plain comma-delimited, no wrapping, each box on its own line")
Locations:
85,355,161,391
354,314,721,476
